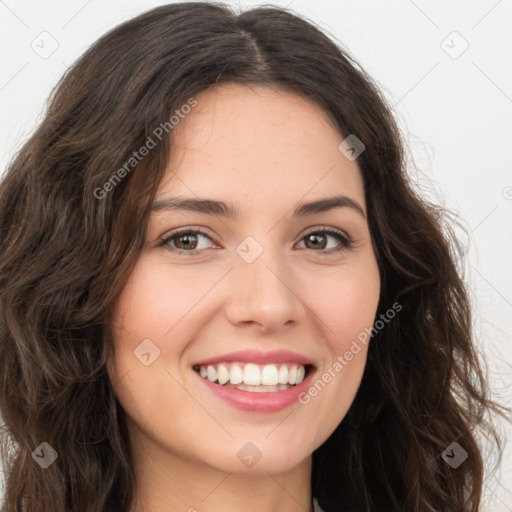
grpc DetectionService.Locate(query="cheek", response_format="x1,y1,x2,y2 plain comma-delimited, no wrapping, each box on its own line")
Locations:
110,260,223,365
107,266,206,461
107,261,227,439
112,262,201,335
296,258,380,435
308,257,380,346
106,263,185,397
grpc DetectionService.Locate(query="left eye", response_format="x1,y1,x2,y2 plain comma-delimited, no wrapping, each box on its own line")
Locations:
297,228,352,252
161,229,214,253
160,227,352,254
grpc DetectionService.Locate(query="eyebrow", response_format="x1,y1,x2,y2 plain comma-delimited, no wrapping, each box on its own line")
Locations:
151,194,366,219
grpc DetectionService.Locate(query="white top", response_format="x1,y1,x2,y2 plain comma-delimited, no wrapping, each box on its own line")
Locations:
313,496,325,512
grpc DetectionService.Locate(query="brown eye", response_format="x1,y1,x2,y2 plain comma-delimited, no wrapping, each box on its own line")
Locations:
160,229,215,254
304,233,328,250
174,233,199,250
298,228,352,254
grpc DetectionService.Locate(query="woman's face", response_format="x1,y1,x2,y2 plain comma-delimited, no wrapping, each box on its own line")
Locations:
108,82,380,476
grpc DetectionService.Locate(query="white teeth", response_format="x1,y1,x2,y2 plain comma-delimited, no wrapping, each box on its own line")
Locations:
288,365,298,385
261,364,279,385
217,363,230,385
243,363,261,385
229,364,243,385
296,365,305,384
233,383,290,392
278,364,288,384
196,361,308,388
206,365,217,383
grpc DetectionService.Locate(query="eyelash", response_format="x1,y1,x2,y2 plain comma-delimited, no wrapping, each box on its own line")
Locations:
158,226,353,256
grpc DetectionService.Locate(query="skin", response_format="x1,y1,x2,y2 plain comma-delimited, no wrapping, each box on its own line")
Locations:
107,82,381,512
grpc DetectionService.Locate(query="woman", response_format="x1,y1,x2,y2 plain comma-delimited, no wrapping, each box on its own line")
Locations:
0,2,508,511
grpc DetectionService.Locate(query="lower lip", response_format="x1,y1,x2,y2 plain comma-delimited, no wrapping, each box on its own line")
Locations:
196,370,315,413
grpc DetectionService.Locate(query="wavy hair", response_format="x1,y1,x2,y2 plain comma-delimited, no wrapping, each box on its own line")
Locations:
0,2,508,511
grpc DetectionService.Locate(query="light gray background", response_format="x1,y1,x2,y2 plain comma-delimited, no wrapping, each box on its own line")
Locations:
0,0,511,509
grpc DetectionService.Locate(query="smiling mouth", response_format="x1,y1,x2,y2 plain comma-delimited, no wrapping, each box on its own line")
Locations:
192,362,314,392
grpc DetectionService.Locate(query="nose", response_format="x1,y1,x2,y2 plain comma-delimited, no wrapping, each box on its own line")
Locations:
223,244,303,333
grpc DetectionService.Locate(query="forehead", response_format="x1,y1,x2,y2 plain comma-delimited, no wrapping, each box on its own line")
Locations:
160,82,366,211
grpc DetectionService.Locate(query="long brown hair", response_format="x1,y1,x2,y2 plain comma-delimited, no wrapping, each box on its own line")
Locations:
0,3,508,511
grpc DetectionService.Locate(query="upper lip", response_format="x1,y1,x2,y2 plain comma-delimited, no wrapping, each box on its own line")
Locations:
192,349,315,367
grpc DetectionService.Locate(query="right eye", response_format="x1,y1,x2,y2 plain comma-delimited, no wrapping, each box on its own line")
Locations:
159,228,217,255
